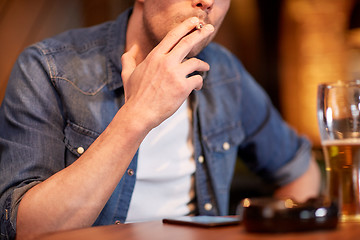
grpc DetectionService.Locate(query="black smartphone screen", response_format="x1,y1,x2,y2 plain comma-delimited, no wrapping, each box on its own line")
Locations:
162,216,241,228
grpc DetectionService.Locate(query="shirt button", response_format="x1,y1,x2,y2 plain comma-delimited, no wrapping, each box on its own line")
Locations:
204,203,213,211
77,147,85,154
115,220,121,225
222,142,230,151
127,169,134,176
198,155,204,164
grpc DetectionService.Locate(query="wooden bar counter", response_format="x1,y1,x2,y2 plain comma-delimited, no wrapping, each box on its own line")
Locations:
38,220,359,240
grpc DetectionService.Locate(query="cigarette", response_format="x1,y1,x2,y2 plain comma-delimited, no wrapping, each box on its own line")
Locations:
196,23,203,30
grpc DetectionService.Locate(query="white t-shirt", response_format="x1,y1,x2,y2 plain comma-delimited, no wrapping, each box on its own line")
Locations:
126,100,196,223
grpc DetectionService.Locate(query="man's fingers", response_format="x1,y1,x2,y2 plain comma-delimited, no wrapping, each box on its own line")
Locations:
121,44,139,82
170,23,214,62
181,58,210,74
182,58,209,91
187,74,204,91
156,17,200,54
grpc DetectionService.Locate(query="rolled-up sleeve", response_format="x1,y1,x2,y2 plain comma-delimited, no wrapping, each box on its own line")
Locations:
270,138,312,186
0,46,66,239
237,68,312,187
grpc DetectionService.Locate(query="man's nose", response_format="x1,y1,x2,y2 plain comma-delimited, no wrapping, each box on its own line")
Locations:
192,0,214,12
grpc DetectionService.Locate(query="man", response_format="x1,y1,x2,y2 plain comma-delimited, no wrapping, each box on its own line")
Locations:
0,0,320,239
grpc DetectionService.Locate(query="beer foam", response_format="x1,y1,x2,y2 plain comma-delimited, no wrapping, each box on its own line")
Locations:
322,138,360,146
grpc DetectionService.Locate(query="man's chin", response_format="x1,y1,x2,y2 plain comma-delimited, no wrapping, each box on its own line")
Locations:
187,42,208,57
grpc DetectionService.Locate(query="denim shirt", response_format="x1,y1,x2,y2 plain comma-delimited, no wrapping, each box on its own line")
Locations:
0,8,311,239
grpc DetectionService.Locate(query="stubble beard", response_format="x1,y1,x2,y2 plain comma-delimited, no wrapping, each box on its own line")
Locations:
142,13,212,58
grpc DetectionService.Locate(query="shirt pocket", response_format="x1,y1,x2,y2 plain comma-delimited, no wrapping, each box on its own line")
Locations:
203,124,244,153
202,124,245,189
64,121,99,159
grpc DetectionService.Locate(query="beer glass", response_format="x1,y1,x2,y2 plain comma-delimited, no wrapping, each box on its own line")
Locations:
317,80,360,222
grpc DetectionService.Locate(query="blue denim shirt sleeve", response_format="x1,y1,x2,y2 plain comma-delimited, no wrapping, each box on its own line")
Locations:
0,9,133,237
237,65,311,186
0,46,67,239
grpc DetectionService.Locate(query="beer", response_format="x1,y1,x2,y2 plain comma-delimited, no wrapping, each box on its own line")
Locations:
322,139,360,222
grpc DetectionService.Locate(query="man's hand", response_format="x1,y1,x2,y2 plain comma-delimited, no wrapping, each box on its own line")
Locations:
121,17,214,129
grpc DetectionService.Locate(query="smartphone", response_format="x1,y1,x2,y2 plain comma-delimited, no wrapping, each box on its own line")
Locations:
162,216,241,228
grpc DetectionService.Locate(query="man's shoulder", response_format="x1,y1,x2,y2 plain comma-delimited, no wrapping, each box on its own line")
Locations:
14,17,125,93
33,21,114,56
32,8,132,56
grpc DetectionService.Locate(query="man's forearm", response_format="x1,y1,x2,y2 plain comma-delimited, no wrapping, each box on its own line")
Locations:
274,156,321,202
16,105,150,240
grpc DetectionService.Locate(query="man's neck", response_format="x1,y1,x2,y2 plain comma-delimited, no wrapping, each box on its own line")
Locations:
126,3,152,65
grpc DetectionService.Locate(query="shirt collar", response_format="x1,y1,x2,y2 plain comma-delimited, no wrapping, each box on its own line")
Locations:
106,8,133,91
